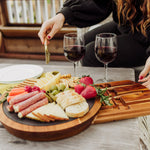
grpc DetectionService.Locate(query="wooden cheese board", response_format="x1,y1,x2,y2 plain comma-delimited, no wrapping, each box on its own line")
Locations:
1,79,150,141
92,80,150,124
0,97,101,141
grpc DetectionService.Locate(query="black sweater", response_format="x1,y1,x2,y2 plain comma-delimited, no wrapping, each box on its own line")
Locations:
59,0,150,51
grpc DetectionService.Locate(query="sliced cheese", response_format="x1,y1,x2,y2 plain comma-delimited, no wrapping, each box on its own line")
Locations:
35,72,61,91
26,102,69,122
65,101,89,118
56,90,86,109
26,112,41,121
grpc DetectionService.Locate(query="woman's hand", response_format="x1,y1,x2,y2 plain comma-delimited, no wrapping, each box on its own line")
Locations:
38,13,65,44
138,56,150,89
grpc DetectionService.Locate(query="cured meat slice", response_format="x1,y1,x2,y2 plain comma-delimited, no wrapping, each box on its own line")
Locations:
18,97,48,118
13,92,46,112
6,104,14,112
9,91,39,105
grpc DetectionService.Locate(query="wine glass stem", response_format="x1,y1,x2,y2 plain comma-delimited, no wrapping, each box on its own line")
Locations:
73,62,76,77
104,63,108,82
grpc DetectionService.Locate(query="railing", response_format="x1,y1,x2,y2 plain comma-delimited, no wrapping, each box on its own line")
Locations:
6,0,64,24
0,0,76,61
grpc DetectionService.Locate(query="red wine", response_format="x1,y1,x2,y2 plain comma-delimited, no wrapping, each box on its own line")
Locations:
64,45,85,62
95,46,117,64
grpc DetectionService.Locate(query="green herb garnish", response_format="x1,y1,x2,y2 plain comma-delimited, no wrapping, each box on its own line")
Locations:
96,87,112,106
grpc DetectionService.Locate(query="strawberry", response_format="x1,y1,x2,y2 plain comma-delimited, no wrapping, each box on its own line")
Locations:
74,83,86,94
79,75,94,86
81,85,97,99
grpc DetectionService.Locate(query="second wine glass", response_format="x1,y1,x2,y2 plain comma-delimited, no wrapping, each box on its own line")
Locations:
63,33,85,76
94,33,117,83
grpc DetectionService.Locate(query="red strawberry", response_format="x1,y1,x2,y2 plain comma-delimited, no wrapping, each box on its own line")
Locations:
74,83,86,94
79,75,94,86
81,85,97,99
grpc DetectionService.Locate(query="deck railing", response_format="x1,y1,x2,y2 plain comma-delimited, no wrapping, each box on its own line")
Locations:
0,0,76,61
6,0,64,24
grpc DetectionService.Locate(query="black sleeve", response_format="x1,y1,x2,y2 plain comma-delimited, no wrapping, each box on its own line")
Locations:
146,46,150,55
146,26,150,55
58,0,113,28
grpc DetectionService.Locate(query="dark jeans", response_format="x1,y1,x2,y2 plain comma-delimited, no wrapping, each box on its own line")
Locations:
81,21,148,67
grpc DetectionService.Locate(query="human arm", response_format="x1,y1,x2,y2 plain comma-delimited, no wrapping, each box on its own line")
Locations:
138,53,150,89
38,13,65,44
138,27,150,87
59,0,113,27
38,0,113,44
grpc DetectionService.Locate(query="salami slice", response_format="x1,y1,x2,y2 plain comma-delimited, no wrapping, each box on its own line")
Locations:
18,97,48,118
13,92,46,112
9,91,39,105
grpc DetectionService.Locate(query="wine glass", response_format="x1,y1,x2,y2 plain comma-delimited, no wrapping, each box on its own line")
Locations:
63,33,85,76
94,33,117,83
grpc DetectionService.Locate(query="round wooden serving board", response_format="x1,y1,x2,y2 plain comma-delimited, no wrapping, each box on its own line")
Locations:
0,98,101,141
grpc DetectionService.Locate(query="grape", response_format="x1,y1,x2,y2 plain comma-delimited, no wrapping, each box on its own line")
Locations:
57,83,66,91
51,90,59,96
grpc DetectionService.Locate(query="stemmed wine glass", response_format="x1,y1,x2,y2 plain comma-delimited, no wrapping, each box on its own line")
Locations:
94,33,117,83
63,33,85,76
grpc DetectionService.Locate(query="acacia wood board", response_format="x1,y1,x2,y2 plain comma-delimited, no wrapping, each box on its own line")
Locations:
92,80,150,124
0,98,101,141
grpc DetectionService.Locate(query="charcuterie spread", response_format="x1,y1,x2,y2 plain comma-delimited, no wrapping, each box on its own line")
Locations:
0,71,110,123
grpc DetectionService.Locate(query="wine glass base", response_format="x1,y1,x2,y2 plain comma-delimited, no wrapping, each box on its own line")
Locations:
95,78,113,84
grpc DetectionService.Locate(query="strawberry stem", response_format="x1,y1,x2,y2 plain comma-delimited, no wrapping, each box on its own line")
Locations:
82,75,90,77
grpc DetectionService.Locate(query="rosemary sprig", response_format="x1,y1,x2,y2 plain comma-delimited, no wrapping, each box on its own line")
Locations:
96,87,112,106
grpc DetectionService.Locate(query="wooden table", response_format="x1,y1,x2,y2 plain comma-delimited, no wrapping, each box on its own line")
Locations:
0,63,141,150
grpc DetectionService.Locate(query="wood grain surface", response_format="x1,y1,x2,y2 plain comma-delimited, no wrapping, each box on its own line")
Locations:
93,80,150,124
